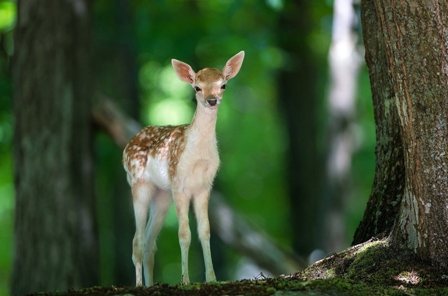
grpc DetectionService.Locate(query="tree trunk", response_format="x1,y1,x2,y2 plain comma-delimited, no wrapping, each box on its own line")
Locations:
12,1,99,294
111,0,139,285
352,0,405,245
355,0,448,267
277,0,324,259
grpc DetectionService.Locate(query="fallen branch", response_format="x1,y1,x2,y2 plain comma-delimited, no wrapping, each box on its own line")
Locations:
209,192,306,275
92,95,307,275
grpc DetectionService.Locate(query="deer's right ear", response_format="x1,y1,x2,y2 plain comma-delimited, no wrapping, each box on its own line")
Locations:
172,59,196,84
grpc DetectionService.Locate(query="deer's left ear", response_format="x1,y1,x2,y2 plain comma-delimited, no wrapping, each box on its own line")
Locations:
222,51,245,80
172,59,197,85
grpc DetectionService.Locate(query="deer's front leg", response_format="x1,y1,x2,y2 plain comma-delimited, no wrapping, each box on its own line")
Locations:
193,190,216,282
173,191,191,284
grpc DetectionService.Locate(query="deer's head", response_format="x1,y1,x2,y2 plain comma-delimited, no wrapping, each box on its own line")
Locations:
172,51,245,109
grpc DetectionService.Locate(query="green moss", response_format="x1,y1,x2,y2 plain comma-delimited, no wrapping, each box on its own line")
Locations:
20,239,448,296
296,238,448,295
178,282,201,290
265,286,276,293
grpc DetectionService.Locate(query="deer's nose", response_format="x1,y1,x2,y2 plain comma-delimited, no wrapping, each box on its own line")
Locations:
207,97,218,106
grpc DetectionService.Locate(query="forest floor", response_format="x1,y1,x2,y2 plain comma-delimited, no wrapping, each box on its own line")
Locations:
26,238,448,296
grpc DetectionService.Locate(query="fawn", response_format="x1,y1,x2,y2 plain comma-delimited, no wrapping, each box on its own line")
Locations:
123,51,245,286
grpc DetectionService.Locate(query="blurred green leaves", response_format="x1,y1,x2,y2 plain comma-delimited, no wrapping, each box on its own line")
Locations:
0,1,15,32
140,62,193,126
0,2,14,295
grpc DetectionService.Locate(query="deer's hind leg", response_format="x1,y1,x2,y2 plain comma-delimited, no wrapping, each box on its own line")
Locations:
143,189,172,286
131,180,154,286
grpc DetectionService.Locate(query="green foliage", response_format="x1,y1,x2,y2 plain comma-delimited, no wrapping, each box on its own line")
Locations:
0,153,13,296
0,1,15,31
140,62,193,126
0,3,14,294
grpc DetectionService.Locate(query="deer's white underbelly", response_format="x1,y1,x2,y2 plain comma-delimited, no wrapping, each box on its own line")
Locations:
145,156,171,190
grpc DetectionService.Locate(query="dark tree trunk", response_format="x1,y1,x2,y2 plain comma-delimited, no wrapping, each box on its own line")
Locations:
355,0,448,267
12,0,99,294
110,0,139,285
277,0,324,257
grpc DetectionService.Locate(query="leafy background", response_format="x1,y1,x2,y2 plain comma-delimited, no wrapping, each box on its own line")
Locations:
0,0,374,293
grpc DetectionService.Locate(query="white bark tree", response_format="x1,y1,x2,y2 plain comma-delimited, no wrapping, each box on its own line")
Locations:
323,0,363,254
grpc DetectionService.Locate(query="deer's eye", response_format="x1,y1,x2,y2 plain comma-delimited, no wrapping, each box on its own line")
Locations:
194,86,202,92
221,84,227,90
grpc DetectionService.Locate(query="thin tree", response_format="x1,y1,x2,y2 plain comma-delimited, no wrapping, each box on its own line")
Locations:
323,0,363,254
12,0,99,294
354,0,448,267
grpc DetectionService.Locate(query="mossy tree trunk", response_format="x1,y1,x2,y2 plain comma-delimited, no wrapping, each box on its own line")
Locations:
11,0,99,294
354,0,448,267
352,0,405,245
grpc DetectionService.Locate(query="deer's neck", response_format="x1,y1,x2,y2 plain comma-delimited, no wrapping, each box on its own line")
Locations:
186,106,218,149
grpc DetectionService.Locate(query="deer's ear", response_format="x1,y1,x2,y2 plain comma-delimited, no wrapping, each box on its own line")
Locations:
172,59,196,84
222,51,245,80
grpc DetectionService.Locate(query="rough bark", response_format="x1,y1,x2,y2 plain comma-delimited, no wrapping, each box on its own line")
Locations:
352,0,405,245
355,0,448,267
12,0,99,294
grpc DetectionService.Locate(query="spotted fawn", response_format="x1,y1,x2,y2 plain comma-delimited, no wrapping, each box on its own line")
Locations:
123,51,245,286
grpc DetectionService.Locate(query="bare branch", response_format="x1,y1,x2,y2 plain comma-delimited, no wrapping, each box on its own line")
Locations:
209,192,306,275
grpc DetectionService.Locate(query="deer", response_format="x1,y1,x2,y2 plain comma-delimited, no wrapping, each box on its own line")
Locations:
122,51,245,286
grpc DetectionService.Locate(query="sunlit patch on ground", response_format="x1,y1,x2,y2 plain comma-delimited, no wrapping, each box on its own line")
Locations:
394,270,421,285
